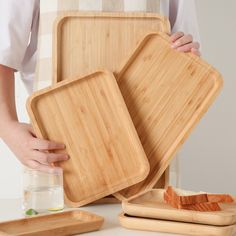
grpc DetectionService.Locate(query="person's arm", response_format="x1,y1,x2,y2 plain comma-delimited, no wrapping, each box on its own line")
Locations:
169,0,201,56
0,66,68,173
0,1,69,173
0,66,17,126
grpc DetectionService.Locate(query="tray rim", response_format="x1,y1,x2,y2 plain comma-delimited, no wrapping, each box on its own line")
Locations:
122,189,236,226
119,212,236,236
27,70,150,207
113,32,224,200
0,209,104,235
53,11,170,84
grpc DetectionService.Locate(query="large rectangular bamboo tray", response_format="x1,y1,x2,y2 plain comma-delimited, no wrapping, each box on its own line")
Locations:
114,33,223,200
53,12,170,83
27,71,149,207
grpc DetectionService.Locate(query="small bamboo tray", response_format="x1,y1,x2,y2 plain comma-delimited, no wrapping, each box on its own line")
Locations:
119,213,236,236
122,189,236,226
0,210,104,236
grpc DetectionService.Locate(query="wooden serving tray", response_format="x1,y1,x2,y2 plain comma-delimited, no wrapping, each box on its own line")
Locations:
119,213,236,236
53,12,170,83
122,189,236,226
90,171,168,205
53,12,170,197
90,195,120,205
27,71,149,207
0,210,104,236
114,33,223,200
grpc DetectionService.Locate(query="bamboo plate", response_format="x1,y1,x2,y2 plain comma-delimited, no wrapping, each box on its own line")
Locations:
119,213,236,236
114,33,223,200
0,210,104,236
53,12,170,83
27,71,149,207
122,189,236,226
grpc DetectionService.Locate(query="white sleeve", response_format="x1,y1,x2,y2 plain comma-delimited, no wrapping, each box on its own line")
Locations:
0,0,35,71
169,0,201,45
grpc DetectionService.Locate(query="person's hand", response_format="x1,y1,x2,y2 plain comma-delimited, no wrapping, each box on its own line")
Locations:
171,32,201,56
2,122,68,173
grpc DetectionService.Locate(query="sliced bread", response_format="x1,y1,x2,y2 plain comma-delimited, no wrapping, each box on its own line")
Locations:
166,186,208,205
164,191,221,212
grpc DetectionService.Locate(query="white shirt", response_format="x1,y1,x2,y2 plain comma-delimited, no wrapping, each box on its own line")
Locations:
0,0,39,93
0,0,200,94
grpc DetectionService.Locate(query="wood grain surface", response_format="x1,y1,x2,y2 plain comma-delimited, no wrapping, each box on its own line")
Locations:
122,189,236,226
53,12,170,83
119,213,236,236
52,12,170,200
27,71,149,207
114,33,223,200
0,210,104,236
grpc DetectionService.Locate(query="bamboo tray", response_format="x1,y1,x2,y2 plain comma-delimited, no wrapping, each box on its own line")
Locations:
27,71,149,207
119,213,236,236
114,33,223,200
53,12,170,198
90,171,168,205
53,12,170,83
0,210,104,236
90,195,120,205
122,189,236,226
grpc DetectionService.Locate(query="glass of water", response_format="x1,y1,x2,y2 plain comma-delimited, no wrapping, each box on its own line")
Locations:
22,168,64,215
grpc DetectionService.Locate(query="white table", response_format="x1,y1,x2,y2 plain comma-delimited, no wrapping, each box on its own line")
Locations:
0,199,176,236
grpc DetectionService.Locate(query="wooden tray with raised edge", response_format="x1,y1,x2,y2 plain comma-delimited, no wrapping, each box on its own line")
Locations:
53,12,170,83
53,12,170,200
114,32,223,200
90,170,168,205
91,170,168,205
122,189,236,226
119,213,236,236
0,210,104,236
27,71,149,207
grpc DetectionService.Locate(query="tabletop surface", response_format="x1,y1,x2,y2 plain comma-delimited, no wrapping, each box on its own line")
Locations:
0,198,177,236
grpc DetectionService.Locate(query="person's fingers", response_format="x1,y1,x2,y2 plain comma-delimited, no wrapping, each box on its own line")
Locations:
176,42,200,53
172,34,193,49
191,48,201,57
26,160,63,174
31,151,69,165
27,124,35,135
170,32,184,42
46,153,69,164
191,42,200,50
29,137,65,151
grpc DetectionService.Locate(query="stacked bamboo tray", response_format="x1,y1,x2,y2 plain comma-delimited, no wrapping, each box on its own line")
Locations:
23,12,224,235
29,12,173,207
120,189,236,236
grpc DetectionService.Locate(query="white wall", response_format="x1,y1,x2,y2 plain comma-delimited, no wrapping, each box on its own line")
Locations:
0,0,235,198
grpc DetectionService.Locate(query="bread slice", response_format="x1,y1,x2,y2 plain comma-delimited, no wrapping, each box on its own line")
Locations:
166,186,234,205
207,194,234,203
166,186,208,205
164,192,221,212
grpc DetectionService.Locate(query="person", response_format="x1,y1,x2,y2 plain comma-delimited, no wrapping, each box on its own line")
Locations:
0,0,201,173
